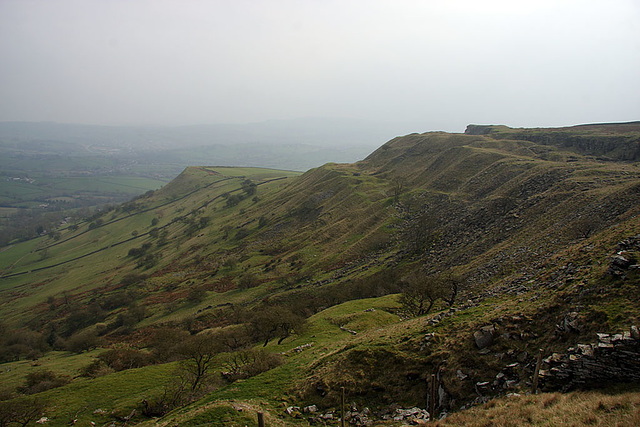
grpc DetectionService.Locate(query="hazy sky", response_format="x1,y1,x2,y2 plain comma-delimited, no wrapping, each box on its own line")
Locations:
1,0,638,132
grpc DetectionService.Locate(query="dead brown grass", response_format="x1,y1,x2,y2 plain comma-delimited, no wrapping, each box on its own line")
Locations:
434,390,640,426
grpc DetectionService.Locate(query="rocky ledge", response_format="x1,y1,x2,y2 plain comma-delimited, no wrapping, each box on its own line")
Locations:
540,326,640,391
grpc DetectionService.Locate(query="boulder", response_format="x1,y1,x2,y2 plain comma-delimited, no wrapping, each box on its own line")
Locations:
474,325,496,349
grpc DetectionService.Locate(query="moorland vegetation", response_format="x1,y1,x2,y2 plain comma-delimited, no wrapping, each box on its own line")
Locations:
1,123,640,425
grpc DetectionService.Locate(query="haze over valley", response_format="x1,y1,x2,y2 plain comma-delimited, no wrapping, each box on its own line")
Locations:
1,1,640,426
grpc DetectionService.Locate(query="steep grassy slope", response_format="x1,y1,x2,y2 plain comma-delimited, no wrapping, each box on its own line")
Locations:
1,123,639,425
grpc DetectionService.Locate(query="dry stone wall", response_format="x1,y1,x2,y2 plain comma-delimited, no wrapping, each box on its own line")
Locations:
540,326,640,391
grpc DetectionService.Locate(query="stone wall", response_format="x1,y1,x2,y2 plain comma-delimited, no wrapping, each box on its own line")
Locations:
540,326,640,391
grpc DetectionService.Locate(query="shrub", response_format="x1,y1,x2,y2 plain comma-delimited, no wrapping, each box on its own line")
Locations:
62,303,105,337
222,349,283,382
79,359,114,378
65,329,102,353
99,291,136,310
141,381,188,417
0,327,49,362
98,348,153,371
148,328,191,362
120,272,147,287
0,397,48,426
241,179,257,196
18,370,70,394
225,194,244,208
187,288,206,304
238,273,259,289
127,243,152,258
398,271,458,317
134,253,159,270
250,306,306,346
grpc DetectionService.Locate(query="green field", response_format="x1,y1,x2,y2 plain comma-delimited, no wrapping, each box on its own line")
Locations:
1,124,640,426
0,175,168,205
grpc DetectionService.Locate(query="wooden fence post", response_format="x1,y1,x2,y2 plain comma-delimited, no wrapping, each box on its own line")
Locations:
341,386,346,427
532,348,544,394
429,373,437,419
257,411,265,427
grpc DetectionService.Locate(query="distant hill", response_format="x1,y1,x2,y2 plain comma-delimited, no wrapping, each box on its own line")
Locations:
0,118,420,168
0,118,417,246
0,122,639,426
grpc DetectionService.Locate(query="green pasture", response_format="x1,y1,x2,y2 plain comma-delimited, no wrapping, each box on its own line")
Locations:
0,167,302,322
0,172,168,208
0,295,401,426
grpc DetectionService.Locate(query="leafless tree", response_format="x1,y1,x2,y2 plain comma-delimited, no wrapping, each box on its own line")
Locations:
178,333,220,392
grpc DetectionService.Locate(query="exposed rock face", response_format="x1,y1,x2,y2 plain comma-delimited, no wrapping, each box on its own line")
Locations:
380,407,430,424
540,327,640,391
473,325,496,349
465,122,640,160
464,125,496,135
556,312,581,334
607,235,640,277
607,254,635,276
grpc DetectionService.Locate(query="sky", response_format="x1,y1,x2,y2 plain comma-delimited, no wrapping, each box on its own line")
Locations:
1,0,639,132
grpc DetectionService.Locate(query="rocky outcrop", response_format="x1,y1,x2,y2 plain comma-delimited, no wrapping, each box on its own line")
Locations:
540,327,640,391
292,405,431,426
607,235,640,277
465,122,640,160
473,325,496,349
464,125,498,135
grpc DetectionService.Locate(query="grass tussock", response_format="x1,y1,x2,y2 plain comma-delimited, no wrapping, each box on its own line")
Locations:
434,390,640,427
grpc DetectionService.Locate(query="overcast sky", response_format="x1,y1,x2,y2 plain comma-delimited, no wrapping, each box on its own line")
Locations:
1,0,638,132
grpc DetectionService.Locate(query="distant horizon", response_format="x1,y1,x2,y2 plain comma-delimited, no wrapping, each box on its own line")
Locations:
2,1,638,133
2,116,639,136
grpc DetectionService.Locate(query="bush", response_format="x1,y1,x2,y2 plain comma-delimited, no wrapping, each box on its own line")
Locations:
128,243,152,258
141,378,191,417
222,349,283,382
241,179,257,196
65,329,102,353
234,228,250,240
398,271,458,317
148,328,191,362
99,291,136,310
238,273,259,289
187,288,206,304
0,327,49,362
120,273,147,287
98,348,153,371
62,303,105,337
225,194,244,208
17,370,70,394
249,306,306,346
0,397,48,426
137,253,159,270
79,359,114,378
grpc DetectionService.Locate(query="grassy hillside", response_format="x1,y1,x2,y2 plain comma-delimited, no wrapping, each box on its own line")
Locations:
1,124,639,425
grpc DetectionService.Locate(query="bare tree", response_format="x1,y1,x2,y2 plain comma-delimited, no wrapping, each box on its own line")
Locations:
0,398,48,427
439,271,464,307
399,271,451,317
178,333,220,392
250,306,305,347
569,216,602,239
392,177,406,204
